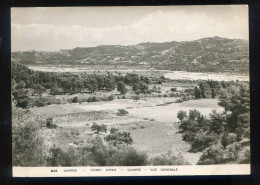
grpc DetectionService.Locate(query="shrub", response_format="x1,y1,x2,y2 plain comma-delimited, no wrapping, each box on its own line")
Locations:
107,94,114,101
91,122,107,134
87,96,99,102
108,147,148,166
169,93,175,97
47,147,79,166
117,109,129,116
110,127,119,134
34,99,46,107
197,144,226,165
177,110,187,122
182,131,196,143
197,142,242,165
46,117,57,129
221,132,237,149
190,133,218,152
72,96,78,103
150,152,190,165
104,130,133,146
171,88,177,92
133,95,140,101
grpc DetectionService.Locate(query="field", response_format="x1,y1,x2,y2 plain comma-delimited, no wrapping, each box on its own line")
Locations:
33,97,224,165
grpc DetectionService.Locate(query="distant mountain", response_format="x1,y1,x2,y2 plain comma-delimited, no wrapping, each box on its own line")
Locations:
11,37,249,74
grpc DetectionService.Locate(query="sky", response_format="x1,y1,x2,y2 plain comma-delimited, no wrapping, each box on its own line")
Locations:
11,5,248,51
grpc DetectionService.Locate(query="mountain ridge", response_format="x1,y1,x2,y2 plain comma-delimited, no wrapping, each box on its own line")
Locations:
11,37,249,74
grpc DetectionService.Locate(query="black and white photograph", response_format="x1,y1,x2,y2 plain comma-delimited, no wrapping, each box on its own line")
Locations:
11,5,250,176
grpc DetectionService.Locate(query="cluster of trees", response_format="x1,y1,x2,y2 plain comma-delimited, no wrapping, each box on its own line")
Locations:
177,82,250,164
193,80,247,99
11,62,151,109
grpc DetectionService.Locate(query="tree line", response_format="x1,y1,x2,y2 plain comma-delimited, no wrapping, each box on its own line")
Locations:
11,62,150,108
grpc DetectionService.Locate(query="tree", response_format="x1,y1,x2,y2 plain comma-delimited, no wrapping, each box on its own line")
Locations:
117,81,128,95
12,89,29,109
177,110,187,122
91,123,107,134
12,107,47,166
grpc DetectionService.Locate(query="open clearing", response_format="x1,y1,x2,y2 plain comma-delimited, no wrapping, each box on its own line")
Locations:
34,98,224,165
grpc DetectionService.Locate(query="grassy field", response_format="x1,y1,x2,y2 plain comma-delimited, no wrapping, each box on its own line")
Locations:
34,97,223,165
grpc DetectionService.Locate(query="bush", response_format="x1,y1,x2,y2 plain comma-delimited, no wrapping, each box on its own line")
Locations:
104,130,133,146
177,110,187,122
197,144,226,165
110,127,119,134
190,133,218,152
150,152,190,165
171,88,177,92
108,147,148,166
34,99,46,107
197,142,242,165
107,94,114,101
46,117,57,129
72,96,78,103
91,122,107,134
47,147,80,166
117,109,129,116
133,95,140,101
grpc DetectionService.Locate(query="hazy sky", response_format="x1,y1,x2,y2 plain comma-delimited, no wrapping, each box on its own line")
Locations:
11,5,248,51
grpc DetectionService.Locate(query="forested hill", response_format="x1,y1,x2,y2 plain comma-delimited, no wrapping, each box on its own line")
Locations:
12,37,249,74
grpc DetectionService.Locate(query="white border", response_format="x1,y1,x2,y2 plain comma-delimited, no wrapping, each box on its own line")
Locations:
13,164,250,177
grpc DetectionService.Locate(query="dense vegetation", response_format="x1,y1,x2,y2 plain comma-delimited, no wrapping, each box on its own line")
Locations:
178,81,250,164
11,62,150,109
12,37,249,74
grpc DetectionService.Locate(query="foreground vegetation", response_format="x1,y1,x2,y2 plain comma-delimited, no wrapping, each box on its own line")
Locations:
12,62,250,166
13,106,191,166
178,82,250,164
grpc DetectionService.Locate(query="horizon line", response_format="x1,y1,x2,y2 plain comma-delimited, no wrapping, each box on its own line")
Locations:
11,36,248,53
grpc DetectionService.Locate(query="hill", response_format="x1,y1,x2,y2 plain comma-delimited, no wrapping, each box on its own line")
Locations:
11,37,249,74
